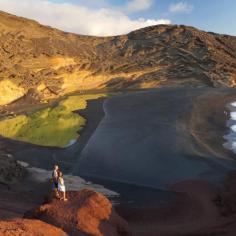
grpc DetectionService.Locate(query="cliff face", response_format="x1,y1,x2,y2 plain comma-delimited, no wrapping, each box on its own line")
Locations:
0,11,236,105
0,189,130,236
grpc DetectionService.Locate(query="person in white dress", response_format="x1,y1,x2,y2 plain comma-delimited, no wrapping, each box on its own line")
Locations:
58,171,68,201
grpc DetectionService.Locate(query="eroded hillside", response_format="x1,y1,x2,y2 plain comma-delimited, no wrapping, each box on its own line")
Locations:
0,11,236,105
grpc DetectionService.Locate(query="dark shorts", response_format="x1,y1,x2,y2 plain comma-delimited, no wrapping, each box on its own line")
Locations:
52,181,58,190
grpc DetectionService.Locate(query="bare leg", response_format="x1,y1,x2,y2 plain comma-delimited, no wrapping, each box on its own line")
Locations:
63,191,68,201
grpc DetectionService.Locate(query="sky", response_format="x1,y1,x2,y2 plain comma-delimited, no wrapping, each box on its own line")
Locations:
0,0,235,36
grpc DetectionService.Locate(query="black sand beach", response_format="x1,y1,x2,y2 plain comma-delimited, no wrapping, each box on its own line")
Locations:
77,88,236,188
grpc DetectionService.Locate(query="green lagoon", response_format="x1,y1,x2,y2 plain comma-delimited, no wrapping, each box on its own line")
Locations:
0,94,105,147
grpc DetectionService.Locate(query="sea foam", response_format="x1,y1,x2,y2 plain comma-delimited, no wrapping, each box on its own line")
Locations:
230,112,236,120
66,139,77,147
231,101,236,107
231,124,236,132
224,101,236,153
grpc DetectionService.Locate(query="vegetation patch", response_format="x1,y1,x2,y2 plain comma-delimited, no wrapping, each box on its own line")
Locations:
0,94,105,147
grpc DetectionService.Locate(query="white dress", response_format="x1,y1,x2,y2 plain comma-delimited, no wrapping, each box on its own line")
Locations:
58,177,66,192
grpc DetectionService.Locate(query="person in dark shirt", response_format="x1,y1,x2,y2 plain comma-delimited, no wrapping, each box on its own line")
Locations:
51,165,59,198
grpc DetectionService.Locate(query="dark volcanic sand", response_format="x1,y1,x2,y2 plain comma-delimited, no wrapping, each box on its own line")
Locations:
77,88,236,188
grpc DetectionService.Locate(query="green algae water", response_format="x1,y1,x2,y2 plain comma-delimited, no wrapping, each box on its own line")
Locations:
0,94,105,147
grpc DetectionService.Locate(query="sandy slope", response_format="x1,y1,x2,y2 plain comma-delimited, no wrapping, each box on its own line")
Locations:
1,10,236,106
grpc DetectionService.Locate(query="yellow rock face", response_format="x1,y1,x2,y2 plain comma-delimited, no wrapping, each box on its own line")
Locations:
51,57,77,70
0,80,26,106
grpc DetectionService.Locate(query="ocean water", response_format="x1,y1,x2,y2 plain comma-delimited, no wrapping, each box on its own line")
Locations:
223,102,236,153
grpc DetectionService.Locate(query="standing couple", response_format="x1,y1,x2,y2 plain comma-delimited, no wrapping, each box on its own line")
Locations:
52,165,68,201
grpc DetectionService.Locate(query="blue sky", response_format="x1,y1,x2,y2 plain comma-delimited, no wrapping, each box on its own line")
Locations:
0,0,235,36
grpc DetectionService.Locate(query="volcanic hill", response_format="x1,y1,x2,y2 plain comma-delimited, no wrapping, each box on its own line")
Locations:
0,10,236,105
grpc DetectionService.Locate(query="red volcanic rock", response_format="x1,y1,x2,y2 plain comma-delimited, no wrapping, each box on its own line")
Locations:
0,219,67,236
26,189,130,236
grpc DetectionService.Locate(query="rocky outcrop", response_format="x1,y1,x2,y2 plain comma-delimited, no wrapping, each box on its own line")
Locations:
0,11,236,105
0,219,67,236
0,152,25,184
26,189,130,236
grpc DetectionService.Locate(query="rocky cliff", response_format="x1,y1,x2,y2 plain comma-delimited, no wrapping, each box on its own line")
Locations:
0,11,236,105
0,189,130,236
25,189,130,236
0,152,25,184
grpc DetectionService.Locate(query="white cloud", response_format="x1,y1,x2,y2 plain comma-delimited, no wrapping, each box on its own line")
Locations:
169,2,193,14
0,0,171,36
126,0,153,13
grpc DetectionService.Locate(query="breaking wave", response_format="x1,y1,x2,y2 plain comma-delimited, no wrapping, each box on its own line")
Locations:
223,102,236,153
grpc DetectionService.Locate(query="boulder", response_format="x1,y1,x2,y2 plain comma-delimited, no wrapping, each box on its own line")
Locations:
0,152,25,184
26,189,130,236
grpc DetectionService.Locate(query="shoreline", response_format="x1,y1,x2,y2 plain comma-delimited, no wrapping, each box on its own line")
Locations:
223,101,236,153
189,90,236,161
